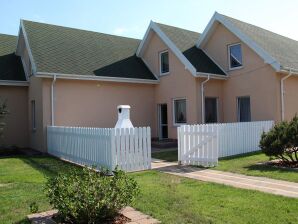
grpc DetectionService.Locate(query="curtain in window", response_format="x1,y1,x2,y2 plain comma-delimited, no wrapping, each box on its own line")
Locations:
238,97,251,122
161,52,169,73
175,99,186,123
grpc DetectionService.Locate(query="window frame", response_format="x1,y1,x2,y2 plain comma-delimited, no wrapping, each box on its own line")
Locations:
237,96,251,122
204,97,219,124
31,100,36,131
228,43,243,70
159,50,170,75
172,98,187,126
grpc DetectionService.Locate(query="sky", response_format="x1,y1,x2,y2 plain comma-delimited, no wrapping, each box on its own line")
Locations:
0,0,298,41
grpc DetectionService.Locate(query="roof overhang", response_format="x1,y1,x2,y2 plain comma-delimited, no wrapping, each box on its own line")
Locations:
136,21,197,76
36,72,159,84
0,80,29,86
196,12,281,72
196,72,228,80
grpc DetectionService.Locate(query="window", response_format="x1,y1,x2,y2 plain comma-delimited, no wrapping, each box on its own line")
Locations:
173,99,187,125
205,97,218,123
228,43,242,69
237,97,251,122
31,100,36,130
160,50,169,74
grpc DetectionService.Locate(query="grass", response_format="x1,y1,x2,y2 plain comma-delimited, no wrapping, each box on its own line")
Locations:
152,150,178,162
151,150,298,182
1,155,298,224
213,152,298,183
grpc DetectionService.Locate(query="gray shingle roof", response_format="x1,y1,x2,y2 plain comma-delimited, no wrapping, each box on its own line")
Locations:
0,34,26,81
221,14,298,71
22,20,156,80
156,23,226,75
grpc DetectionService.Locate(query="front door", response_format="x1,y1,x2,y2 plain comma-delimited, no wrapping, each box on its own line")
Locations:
158,104,168,139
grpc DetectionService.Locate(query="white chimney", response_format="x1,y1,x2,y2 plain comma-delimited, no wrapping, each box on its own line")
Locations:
115,105,134,128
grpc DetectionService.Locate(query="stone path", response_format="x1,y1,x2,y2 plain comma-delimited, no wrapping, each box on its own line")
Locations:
152,159,298,198
27,207,160,224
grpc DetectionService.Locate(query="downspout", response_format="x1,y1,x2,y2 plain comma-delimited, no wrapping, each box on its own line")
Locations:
51,74,57,126
201,75,210,123
280,69,292,121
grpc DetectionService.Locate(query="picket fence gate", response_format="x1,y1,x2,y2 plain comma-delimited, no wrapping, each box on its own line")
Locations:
47,126,151,172
178,120,274,167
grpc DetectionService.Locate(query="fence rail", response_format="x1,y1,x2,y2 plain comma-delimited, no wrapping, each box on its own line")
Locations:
178,120,274,167
47,126,151,172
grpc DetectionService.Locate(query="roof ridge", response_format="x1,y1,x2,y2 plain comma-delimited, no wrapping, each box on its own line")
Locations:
218,13,298,43
0,33,17,38
21,19,142,41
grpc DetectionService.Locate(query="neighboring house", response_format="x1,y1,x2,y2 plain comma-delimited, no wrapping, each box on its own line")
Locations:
1,12,298,152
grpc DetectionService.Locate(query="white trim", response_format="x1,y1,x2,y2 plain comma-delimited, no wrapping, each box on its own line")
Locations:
20,20,37,75
36,72,159,84
196,12,281,71
228,43,243,70
159,50,170,76
20,57,29,81
136,21,197,76
0,80,29,86
172,98,187,126
196,72,228,80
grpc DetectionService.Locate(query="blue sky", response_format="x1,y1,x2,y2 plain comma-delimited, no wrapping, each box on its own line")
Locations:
1,0,298,40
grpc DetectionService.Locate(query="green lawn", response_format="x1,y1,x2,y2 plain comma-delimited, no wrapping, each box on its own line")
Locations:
1,155,298,224
151,150,298,183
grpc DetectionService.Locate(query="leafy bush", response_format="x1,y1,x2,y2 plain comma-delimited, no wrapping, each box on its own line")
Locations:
260,116,298,164
45,167,139,223
29,202,39,213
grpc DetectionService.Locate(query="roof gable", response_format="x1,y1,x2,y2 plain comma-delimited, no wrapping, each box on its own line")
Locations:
197,12,298,72
137,22,226,77
21,20,157,81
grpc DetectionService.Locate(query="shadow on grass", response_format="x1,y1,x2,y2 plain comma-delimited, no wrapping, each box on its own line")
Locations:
244,163,298,173
18,155,78,178
218,151,263,161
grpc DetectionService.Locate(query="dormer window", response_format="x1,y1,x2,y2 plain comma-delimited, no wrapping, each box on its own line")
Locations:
160,50,169,75
228,43,242,70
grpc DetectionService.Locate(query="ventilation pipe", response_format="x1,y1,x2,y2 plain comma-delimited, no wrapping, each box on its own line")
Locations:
115,105,134,128
280,69,292,121
201,75,210,123
51,74,57,126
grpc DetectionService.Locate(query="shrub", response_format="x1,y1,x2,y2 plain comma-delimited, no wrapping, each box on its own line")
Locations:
260,116,298,164
45,167,139,223
29,202,39,213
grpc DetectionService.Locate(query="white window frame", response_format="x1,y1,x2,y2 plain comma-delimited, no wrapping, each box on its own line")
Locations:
204,97,219,124
31,100,36,131
237,96,251,122
228,43,243,71
159,50,170,76
173,98,187,126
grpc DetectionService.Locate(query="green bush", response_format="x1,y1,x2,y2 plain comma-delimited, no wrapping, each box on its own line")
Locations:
45,167,139,223
260,116,298,164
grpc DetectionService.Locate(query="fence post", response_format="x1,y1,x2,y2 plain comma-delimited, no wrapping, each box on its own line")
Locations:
110,129,116,171
177,126,181,165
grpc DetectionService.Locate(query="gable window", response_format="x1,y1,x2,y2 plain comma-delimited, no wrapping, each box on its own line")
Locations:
31,100,36,131
228,43,242,69
160,50,169,75
173,98,187,125
237,96,251,122
205,97,218,123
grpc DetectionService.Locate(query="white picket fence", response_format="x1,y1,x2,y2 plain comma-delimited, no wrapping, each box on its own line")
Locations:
47,126,151,172
178,120,274,167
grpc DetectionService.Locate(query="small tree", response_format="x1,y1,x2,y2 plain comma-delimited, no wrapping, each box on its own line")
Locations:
260,115,298,165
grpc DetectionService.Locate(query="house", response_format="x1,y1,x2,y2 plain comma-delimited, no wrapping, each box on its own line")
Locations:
1,12,298,152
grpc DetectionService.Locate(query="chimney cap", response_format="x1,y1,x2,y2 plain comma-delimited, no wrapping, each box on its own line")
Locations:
117,105,131,109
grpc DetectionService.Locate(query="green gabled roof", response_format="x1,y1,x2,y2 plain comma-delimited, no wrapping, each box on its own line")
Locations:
0,34,26,81
156,23,226,75
221,14,298,70
22,20,156,80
